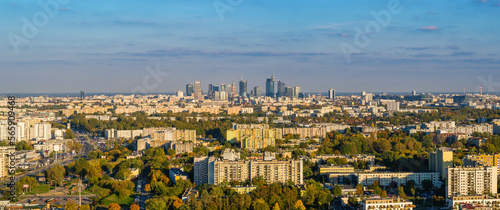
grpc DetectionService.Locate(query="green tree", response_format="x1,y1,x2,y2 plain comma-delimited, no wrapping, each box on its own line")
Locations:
46,164,65,186
65,200,78,210
398,185,407,198
355,184,364,195
65,129,76,139
333,185,342,197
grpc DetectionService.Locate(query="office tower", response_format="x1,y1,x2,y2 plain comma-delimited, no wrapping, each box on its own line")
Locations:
277,80,286,97
429,147,453,179
186,84,194,96
208,84,213,99
266,77,275,97
446,166,498,197
231,81,237,98
220,84,228,93
194,80,203,100
176,90,184,98
212,85,219,92
239,80,247,98
80,91,85,100
285,87,293,98
412,91,417,96
387,101,400,112
329,89,336,100
254,86,262,97
0,147,16,178
293,86,300,98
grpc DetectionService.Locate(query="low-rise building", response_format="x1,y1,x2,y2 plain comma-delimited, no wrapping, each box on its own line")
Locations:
357,172,440,187
169,168,188,184
448,195,500,209
360,197,415,210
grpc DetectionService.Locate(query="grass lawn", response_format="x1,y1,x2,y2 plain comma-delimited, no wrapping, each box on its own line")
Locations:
100,194,134,206
24,184,54,195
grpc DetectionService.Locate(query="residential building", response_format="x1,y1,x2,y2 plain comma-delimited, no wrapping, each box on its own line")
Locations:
169,168,188,184
360,197,415,210
463,154,500,174
387,101,400,112
166,141,194,154
448,195,500,209
0,146,15,178
446,166,498,197
429,147,454,179
357,172,440,187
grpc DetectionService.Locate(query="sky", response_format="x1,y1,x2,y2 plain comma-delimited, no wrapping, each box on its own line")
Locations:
1,0,499,94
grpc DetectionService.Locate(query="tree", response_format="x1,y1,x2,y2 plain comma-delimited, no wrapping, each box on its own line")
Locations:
65,200,78,210
422,179,434,191
355,184,364,195
144,183,151,192
348,197,359,207
65,129,76,139
333,185,342,197
173,198,183,209
80,205,91,210
272,202,280,210
381,190,387,198
294,200,306,210
130,204,140,210
46,164,65,186
398,185,407,198
108,203,121,210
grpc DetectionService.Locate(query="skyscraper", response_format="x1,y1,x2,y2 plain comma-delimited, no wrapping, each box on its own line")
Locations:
254,86,261,97
208,84,213,99
80,91,85,100
186,84,194,96
266,77,275,97
277,80,285,97
194,80,203,100
329,89,336,100
231,81,237,98
239,80,247,98
285,87,293,98
293,86,300,98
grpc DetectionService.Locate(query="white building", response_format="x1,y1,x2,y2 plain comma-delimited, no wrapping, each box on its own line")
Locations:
361,197,415,210
446,166,498,198
357,172,440,187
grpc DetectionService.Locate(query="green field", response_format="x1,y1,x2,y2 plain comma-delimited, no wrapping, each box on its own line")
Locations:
99,194,134,206
24,184,54,195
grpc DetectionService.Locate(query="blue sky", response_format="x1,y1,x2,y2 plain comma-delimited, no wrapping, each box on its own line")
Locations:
1,0,499,93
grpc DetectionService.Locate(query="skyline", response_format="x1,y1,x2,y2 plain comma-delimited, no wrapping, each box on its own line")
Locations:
1,0,499,93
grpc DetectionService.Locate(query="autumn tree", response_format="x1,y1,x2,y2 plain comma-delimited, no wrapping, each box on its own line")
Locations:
108,203,121,210
130,204,140,210
294,200,306,210
65,200,78,210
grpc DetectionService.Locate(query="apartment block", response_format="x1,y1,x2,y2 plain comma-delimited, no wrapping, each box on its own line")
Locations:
0,146,15,178
446,166,498,198
429,147,454,179
361,197,415,210
357,172,440,187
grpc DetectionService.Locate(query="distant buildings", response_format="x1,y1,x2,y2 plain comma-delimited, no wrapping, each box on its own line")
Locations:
277,80,286,98
186,84,194,96
446,166,498,197
226,128,282,149
329,89,335,100
194,80,203,100
239,80,247,98
387,101,400,112
266,77,275,97
357,172,440,187
166,141,194,154
253,86,261,97
429,147,454,179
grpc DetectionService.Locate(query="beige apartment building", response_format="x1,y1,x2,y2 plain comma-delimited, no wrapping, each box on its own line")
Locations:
429,147,454,179
0,146,15,178
446,166,498,198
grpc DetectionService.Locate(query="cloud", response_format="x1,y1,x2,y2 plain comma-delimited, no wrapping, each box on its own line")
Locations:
449,51,475,57
445,45,460,50
323,33,351,37
400,46,439,51
418,26,439,31
114,48,331,57
414,53,436,58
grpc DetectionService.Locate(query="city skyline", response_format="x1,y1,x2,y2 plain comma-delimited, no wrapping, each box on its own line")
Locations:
1,0,499,93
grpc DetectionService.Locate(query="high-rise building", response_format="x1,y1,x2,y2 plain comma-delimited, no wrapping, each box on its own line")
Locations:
285,87,293,98
412,91,417,96
239,80,247,98
186,84,194,96
194,80,203,100
429,147,454,179
231,81,237,98
80,91,85,100
463,153,500,174
0,146,15,178
293,86,301,98
328,89,336,100
446,166,498,197
266,77,275,97
277,80,286,97
220,84,229,93
208,84,214,99
254,86,261,97
387,101,400,112
194,156,303,186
